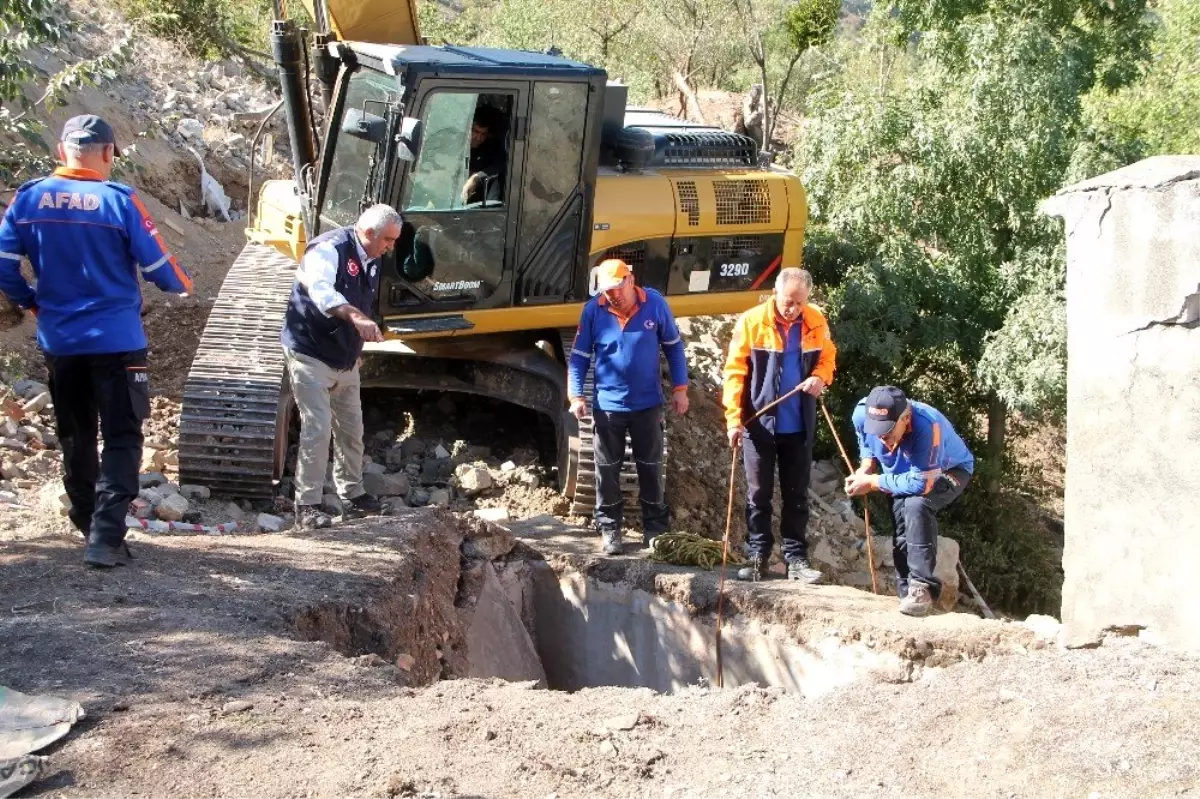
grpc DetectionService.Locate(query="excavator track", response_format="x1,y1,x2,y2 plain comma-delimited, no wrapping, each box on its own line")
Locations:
559,329,668,517
178,243,298,497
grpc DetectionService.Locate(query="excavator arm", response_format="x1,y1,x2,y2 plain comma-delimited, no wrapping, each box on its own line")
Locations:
297,0,421,45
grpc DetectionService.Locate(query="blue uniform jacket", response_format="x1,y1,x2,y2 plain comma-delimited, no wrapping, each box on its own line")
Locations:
0,167,192,355
568,287,689,413
852,399,975,496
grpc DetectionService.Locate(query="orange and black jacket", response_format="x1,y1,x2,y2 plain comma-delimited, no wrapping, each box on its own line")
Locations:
722,299,837,445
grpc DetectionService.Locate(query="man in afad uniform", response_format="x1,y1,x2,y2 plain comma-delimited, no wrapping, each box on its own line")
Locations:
846,386,975,616
282,204,403,530
568,259,689,554
0,114,193,568
723,267,837,583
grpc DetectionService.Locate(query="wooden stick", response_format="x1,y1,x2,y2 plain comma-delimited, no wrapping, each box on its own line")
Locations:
958,562,995,619
819,398,877,594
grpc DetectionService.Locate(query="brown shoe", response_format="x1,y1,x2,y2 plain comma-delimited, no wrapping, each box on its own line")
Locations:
899,583,933,616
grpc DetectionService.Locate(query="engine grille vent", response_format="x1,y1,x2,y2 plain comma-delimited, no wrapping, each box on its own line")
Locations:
714,180,771,225
677,181,700,227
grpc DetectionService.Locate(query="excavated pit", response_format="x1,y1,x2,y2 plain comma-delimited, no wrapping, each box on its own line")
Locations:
291,511,1038,698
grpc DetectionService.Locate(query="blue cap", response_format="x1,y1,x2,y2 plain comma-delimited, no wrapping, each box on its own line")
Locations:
864,386,908,436
60,114,121,156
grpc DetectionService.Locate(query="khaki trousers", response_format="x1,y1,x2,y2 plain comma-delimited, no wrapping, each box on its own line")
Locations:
284,348,366,506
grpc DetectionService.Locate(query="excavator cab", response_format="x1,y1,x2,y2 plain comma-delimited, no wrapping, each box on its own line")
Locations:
313,44,606,329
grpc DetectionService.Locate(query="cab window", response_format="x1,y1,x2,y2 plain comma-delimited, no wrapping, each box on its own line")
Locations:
321,68,399,229
403,92,513,212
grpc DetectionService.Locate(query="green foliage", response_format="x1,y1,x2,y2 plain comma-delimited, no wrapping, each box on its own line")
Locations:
116,0,275,58
785,0,841,51
1084,0,1200,156
0,1,132,185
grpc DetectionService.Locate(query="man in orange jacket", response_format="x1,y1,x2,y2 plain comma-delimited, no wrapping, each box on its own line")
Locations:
722,267,837,582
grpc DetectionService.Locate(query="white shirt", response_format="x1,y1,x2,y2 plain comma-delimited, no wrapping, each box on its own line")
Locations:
296,231,372,316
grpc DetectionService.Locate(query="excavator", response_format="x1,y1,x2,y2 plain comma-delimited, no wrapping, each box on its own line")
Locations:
177,0,809,514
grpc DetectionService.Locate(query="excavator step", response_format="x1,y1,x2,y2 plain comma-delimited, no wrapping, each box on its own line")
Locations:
178,243,297,498
558,329,669,517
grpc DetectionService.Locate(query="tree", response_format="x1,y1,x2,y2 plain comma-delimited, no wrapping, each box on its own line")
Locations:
0,1,132,186
732,0,840,147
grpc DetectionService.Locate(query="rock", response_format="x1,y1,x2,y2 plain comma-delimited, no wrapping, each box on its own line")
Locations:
500,460,517,473
400,437,426,460
158,482,181,497
395,653,415,671
39,480,70,517
455,464,493,496
473,507,510,523
223,502,245,521
0,460,22,480
599,740,618,758
131,498,153,520
362,471,410,497
40,430,58,449
0,418,18,438
516,471,540,489
181,511,203,525
811,459,842,484
0,437,28,452
178,484,210,500
139,472,168,488
420,458,454,485
0,490,18,504
177,118,204,140
463,522,515,560
429,488,451,507
354,653,387,668
164,450,179,468
155,493,189,522
408,488,431,507
810,538,843,573
868,534,960,611
256,513,285,533
433,443,451,460
141,448,166,472
13,379,48,400
604,712,640,731
221,700,253,714
1022,614,1063,643
363,462,387,475
811,477,841,498
138,487,166,506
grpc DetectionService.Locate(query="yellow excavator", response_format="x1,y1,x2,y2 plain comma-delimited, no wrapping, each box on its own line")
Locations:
178,0,808,513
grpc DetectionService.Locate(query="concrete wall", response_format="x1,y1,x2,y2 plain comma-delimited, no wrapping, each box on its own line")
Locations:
530,565,909,697
1043,157,1200,651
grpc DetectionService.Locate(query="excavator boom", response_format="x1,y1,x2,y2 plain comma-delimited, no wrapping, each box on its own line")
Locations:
297,0,421,45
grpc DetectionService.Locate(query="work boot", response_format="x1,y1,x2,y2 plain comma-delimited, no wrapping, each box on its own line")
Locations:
600,528,623,556
899,583,934,617
68,510,91,540
736,554,768,581
787,558,822,584
84,539,133,568
295,504,332,531
345,493,382,517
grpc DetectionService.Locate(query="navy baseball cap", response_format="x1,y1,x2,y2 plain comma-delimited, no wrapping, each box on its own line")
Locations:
863,386,908,436
60,114,121,156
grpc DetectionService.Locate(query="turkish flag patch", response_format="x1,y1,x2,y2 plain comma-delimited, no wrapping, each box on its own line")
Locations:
347,258,360,277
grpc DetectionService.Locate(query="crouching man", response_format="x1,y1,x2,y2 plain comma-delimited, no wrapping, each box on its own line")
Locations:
281,204,402,529
846,386,975,616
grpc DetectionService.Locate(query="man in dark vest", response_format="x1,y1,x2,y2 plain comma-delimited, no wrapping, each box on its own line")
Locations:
281,204,402,529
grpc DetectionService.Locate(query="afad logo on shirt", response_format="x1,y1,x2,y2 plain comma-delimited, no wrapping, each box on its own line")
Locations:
346,258,361,277
643,319,656,331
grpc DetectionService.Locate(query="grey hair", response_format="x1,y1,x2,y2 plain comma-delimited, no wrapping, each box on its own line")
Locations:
357,203,402,234
775,267,812,293
61,141,111,159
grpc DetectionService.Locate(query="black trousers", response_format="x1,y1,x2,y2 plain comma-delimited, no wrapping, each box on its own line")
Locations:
742,428,811,563
45,349,149,547
592,406,669,538
891,467,971,600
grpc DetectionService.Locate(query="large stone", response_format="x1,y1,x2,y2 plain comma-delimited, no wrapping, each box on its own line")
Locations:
420,458,454,485
21,393,51,414
464,563,546,686
177,118,204,140
363,462,387,475
869,534,960,611
455,464,493,496
39,480,70,517
429,488,451,507
0,418,18,438
223,502,246,522
139,472,168,488
362,471,410,497
13,379,48,400
155,493,190,522
473,507,510,523
399,437,426,460
256,513,285,532
141,448,167,472
179,484,210,500
463,521,515,560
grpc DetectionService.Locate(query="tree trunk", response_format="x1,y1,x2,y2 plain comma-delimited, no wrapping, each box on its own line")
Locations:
672,70,707,124
985,392,1006,495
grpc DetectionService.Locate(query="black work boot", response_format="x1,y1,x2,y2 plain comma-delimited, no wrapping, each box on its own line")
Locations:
787,558,822,584
68,509,92,540
736,554,768,581
345,493,382,517
84,537,133,568
600,528,623,556
295,504,332,531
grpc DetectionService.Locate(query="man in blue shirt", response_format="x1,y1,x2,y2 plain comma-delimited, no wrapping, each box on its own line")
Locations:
847,386,975,616
0,115,193,568
568,259,689,554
